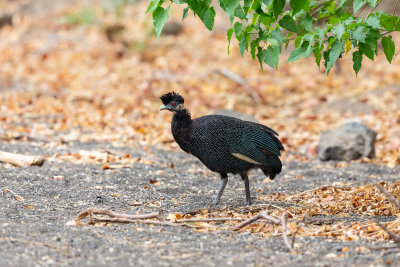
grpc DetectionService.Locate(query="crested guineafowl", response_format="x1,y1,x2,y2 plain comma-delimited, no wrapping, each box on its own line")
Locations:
160,92,284,205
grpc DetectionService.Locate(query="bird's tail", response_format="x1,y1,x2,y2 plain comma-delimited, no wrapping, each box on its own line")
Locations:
260,155,282,180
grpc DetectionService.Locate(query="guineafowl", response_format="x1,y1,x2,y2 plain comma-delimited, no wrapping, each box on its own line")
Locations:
160,92,284,205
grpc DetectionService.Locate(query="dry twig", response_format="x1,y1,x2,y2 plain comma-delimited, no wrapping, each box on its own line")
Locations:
176,218,244,223
232,210,296,253
281,213,296,253
232,212,265,231
75,208,162,221
372,184,400,254
73,208,242,229
2,187,24,201
376,221,400,244
375,183,400,211
0,151,45,167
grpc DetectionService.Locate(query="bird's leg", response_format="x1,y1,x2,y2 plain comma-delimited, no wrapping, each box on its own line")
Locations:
213,173,228,205
241,172,252,205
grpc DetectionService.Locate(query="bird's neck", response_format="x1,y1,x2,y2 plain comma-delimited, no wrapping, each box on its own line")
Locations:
172,108,192,128
171,108,192,152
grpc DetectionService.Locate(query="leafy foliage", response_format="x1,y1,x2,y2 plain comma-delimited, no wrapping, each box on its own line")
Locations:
148,0,399,75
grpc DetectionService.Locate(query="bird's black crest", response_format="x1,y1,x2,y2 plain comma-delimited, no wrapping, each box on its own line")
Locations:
160,92,184,105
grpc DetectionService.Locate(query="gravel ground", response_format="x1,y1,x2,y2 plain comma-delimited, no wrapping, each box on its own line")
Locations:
1,141,400,266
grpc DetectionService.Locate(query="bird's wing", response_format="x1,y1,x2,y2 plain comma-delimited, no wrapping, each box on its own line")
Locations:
230,129,279,165
246,127,282,156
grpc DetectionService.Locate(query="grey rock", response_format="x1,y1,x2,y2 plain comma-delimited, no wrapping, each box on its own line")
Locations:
318,122,377,161
162,21,183,36
0,14,13,29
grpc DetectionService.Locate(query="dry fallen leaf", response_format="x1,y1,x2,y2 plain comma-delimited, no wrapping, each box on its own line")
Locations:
101,164,110,170
166,213,183,221
53,175,65,181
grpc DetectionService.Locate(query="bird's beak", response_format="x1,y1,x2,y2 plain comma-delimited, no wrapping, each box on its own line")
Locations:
160,104,167,111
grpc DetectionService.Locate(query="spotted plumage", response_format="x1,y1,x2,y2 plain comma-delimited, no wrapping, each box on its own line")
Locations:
160,92,284,205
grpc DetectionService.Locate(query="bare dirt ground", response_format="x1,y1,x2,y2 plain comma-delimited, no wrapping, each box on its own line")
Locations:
1,141,400,266
1,0,400,266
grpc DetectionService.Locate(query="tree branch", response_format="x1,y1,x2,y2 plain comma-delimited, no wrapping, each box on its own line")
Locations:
364,0,382,20
394,0,399,31
375,184,400,211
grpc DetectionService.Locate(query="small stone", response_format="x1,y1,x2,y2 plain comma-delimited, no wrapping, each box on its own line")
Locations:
318,121,377,161
162,21,183,36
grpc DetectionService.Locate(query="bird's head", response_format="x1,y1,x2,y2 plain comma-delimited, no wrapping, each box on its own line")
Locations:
159,92,185,112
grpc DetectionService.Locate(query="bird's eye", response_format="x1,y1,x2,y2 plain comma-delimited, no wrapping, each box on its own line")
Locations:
171,101,176,106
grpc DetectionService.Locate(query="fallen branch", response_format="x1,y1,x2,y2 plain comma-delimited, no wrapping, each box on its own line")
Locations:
280,213,296,253
72,208,298,253
215,68,262,105
176,218,244,223
375,183,400,211
232,213,265,231
376,221,400,244
0,151,45,167
72,208,241,228
291,217,305,248
75,208,162,222
232,210,296,253
372,181,400,255
1,187,24,201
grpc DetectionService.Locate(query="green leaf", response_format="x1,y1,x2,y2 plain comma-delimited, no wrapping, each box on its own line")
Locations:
188,0,204,16
287,42,314,62
381,36,395,63
290,0,307,15
380,13,400,31
223,0,240,23
351,25,366,43
239,33,250,55
299,15,313,32
337,0,347,9
325,40,344,74
331,23,345,40
353,0,366,14
146,0,161,13
314,27,325,43
262,45,281,69
279,15,298,33
294,36,302,48
313,44,322,68
261,0,273,7
182,6,189,21
259,0,272,11
271,28,283,44
244,0,252,8
273,0,285,17
352,50,363,76
250,38,260,60
257,47,264,71
365,14,381,29
359,42,374,59
227,28,234,54
153,6,170,38
234,5,246,19
234,22,242,38
201,7,216,30
367,0,378,8
302,33,314,42
259,14,272,27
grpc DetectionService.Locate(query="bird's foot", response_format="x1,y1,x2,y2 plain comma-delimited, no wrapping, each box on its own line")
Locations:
243,200,252,206
212,199,219,206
